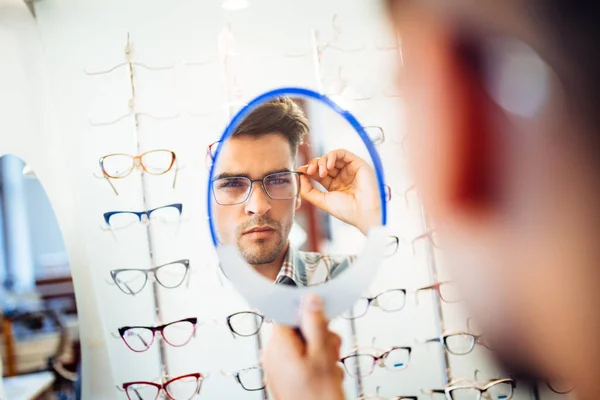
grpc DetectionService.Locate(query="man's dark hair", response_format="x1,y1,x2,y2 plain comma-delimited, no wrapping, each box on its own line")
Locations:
233,96,310,155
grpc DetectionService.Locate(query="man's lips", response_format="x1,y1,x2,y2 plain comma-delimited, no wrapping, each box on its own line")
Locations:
243,226,276,235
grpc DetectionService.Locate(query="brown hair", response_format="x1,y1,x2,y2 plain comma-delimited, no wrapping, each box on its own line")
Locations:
232,96,310,156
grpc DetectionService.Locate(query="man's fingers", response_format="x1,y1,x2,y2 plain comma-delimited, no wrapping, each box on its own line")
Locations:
300,174,331,209
300,293,330,360
307,157,320,175
318,157,329,178
268,324,306,358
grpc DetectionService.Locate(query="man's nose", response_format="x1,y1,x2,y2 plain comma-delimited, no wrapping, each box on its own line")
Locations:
245,182,272,216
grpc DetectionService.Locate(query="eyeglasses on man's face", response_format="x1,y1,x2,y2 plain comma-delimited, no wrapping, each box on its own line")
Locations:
110,260,190,295
121,372,204,400
222,365,265,392
118,317,197,352
103,203,183,229
342,289,407,320
99,149,178,195
211,171,303,206
340,346,412,378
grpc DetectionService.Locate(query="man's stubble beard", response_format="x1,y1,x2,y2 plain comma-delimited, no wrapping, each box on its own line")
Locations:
236,214,291,265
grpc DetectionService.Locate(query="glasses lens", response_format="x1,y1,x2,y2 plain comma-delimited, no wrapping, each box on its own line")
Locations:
125,383,160,400
165,375,200,400
383,348,410,371
364,126,384,145
154,262,188,288
107,212,139,229
263,172,299,200
342,298,370,319
122,327,154,352
102,154,134,178
449,387,478,400
376,289,406,312
141,150,175,175
113,270,148,295
342,355,375,378
162,319,196,347
238,367,265,391
445,333,475,355
384,236,399,258
486,381,514,400
149,206,181,223
213,177,251,205
439,282,461,303
228,312,263,336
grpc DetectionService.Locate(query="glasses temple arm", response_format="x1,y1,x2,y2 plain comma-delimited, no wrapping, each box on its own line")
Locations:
172,161,179,189
131,387,144,400
116,277,137,296
105,177,119,196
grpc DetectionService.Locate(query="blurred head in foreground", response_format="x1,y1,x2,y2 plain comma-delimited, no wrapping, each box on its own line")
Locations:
387,0,600,395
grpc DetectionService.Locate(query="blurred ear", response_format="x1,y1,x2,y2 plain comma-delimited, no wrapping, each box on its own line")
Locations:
295,194,302,210
397,5,494,226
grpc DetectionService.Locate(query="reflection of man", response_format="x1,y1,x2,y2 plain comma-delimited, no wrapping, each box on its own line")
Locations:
263,2,600,400
211,96,380,286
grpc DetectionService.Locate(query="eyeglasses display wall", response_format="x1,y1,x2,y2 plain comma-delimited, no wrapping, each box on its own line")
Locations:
2,0,574,399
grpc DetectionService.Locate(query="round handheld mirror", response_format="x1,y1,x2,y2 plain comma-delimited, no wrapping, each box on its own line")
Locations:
207,87,388,326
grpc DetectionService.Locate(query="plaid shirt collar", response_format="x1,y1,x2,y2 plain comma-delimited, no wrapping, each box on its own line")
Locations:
274,244,353,287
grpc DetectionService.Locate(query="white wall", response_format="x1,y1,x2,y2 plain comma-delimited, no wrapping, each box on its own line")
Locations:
0,0,571,399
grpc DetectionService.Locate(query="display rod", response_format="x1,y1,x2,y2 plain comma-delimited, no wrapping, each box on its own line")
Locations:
125,33,169,378
421,209,451,384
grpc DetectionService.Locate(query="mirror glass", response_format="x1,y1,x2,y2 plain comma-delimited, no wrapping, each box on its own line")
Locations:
0,155,80,399
208,89,387,323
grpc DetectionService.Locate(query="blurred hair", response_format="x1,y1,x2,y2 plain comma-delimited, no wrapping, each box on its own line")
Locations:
233,96,310,156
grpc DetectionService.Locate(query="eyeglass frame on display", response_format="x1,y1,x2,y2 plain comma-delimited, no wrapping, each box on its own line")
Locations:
339,346,413,378
342,288,407,320
118,317,198,353
222,311,269,338
221,365,266,392
411,229,439,255
120,372,205,400
109,259,191,296
99,149,179,195
423,330,494,356
385,236,400,258
423,377,516,400
415,281,460,305
211,171,304,206
103,203,183,228
363,125,386,145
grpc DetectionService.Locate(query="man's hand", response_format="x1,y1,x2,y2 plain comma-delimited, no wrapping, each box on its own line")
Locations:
261,294,345,400
298,149,381,235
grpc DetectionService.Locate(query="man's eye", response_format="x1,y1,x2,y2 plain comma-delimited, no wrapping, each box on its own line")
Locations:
219,179,246,189
266,176,291,185
268,179,287,185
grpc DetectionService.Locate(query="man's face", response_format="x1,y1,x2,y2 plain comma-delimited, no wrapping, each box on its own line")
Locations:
212,134,300,265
